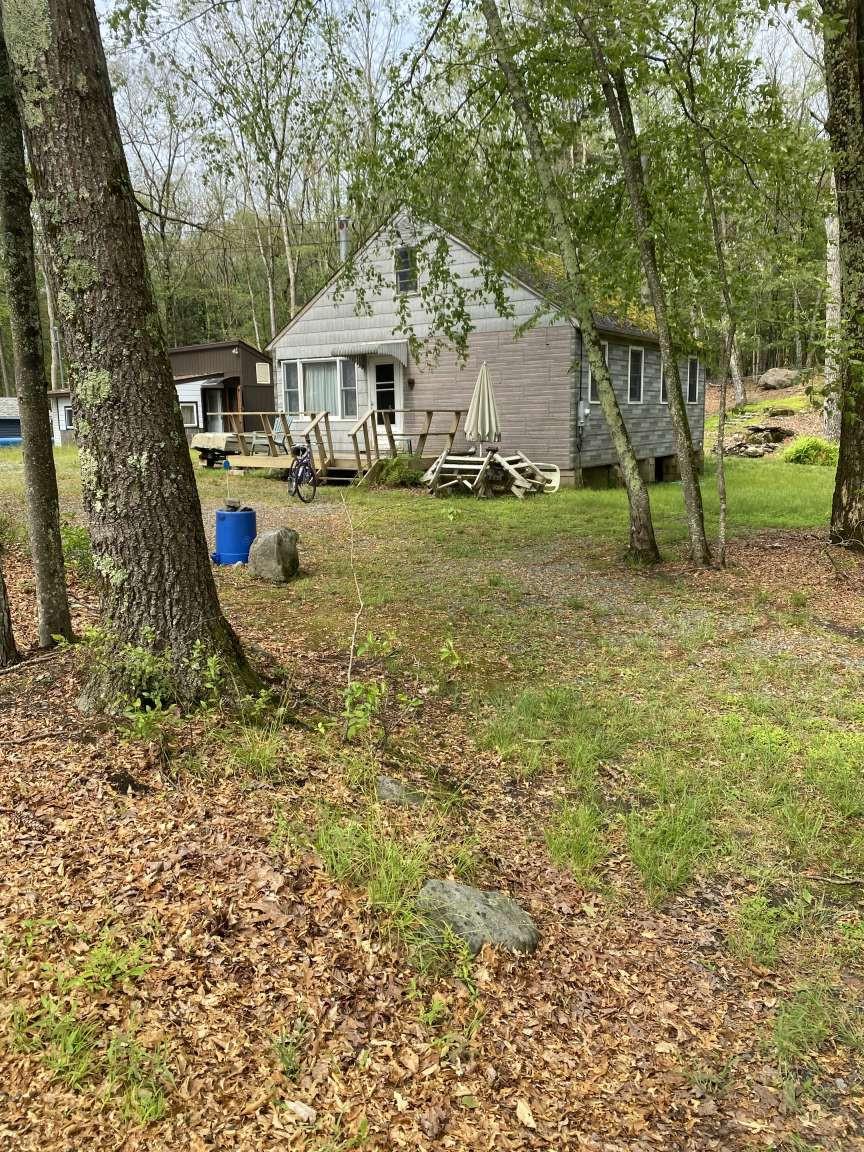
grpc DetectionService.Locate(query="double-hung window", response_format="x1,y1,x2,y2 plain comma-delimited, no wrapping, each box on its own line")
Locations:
628,347,644,404
179,401,199,428
687,357,699,403
281,358,358,419
63,405,74,430
282,361,301,414
395,245,418,294
588,342,609,403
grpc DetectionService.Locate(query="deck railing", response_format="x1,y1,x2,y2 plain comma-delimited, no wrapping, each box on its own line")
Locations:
222,411,335,473
349,408,465,474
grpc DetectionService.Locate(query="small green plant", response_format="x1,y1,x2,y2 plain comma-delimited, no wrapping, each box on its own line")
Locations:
546,801,607,885
343,679,387,741
356,632,395,660
12,996,100,1090
64,932,149,992
419,995,450,1028
438,636,462,672
626,796,711,902
104,1031,172,1123
226,727,284,780
314,812,427,938
780,436,839,468
377,455,425,487
727,894,801,967
772,984,836,1069
274,1016,310,1081
60,519,97,582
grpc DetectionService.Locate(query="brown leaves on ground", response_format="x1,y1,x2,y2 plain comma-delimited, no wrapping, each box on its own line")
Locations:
0,530,863,1151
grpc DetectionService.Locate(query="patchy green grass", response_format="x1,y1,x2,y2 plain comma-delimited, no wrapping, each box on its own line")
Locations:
546,801,607,885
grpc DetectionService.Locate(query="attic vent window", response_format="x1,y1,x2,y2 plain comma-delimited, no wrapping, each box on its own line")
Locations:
395,245,418,294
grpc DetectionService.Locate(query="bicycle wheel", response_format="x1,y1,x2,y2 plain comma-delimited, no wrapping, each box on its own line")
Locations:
294,463,317,502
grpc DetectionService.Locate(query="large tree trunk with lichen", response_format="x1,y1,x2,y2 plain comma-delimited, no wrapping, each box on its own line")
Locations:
481,0,659,562
574,15,711,566
0,15,72,647
0,560,17,667
3,0,254,697
823,0,864,546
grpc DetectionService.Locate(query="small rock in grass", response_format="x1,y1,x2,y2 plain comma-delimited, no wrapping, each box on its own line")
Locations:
416,879,539,955
375,775,426,807
768,406,796,417
248,528,300,582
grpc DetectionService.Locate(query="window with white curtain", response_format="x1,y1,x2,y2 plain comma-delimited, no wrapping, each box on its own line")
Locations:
303,360,339,412
281,358,358,417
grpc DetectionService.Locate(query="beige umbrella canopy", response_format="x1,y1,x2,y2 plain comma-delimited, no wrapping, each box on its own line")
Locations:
464,361,501,449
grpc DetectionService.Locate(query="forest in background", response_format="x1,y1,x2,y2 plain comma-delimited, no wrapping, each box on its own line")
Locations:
0,0,834,385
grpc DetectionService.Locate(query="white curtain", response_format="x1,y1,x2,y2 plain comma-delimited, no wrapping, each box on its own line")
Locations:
303,361,339,412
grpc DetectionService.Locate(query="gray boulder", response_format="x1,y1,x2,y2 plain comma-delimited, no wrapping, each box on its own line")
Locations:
248,528,300,582
758,367,800,391
375,775,426,807
416,879,539,955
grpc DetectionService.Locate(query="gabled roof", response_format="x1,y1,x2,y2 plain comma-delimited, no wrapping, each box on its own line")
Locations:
169,339,269,360
266,212,660,353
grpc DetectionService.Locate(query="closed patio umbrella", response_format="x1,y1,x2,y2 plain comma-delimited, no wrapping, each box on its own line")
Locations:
464,361,501,451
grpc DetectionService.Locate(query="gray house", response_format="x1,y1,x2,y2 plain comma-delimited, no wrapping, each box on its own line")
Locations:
0,397,21,440
267,217,704,486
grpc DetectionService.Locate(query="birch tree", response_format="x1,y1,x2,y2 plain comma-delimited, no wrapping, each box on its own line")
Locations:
0,10,72,645
4,0,254,700
481,0,660,562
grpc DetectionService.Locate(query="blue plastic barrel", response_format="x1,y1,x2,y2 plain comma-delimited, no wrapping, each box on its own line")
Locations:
212,506,257,565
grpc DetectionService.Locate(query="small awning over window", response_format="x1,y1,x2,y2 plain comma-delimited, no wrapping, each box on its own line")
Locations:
330,341,409,368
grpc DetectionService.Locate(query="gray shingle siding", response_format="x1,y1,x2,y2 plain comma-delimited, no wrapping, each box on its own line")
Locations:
577,336,705,469
271,217,705,474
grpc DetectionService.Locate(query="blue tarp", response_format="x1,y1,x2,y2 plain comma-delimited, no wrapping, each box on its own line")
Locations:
0,438,22,448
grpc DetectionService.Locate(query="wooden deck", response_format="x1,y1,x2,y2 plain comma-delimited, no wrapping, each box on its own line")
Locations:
217,408,466,483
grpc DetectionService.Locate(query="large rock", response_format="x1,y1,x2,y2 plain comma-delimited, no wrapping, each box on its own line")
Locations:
758,367,800,391
248,528,300,582
415,879,539,955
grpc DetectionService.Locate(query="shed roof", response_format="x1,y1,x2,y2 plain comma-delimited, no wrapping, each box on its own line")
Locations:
169,340,269,361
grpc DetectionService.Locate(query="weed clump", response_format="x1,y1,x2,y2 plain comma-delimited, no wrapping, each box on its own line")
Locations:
781,436,838,467
377,455,425,487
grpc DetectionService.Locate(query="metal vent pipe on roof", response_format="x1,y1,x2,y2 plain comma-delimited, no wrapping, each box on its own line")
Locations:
337,215,351,263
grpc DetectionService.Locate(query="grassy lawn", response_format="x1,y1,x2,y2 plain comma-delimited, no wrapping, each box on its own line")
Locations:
0,445,862,1148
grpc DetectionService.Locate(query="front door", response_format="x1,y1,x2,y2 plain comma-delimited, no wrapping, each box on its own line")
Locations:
373,360,400,431
203,388,224,433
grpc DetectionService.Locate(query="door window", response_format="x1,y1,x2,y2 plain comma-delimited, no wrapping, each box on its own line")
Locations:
375,362,396,425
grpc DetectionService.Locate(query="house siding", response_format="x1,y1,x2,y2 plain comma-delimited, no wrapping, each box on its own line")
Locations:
578,340,705,469
270,218,706,476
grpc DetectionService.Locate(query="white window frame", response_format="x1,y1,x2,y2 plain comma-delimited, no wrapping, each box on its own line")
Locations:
660,357,668,404
179,401,199,429
63,405,74,430
687,356,699,404
628,346,645,405
588,341,609,404
394,245,418,295
281,357,358,420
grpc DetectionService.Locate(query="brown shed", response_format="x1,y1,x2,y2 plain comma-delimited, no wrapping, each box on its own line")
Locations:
170,340,274,439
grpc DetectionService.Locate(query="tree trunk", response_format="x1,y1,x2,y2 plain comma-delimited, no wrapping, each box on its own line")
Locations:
0,332,9,396
0,560,17,667
4,0,254,697
575,15,711,566
824,173,842,440
480,0,659,562
823,0,864,546
0,16,72,646
730,340,746,406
